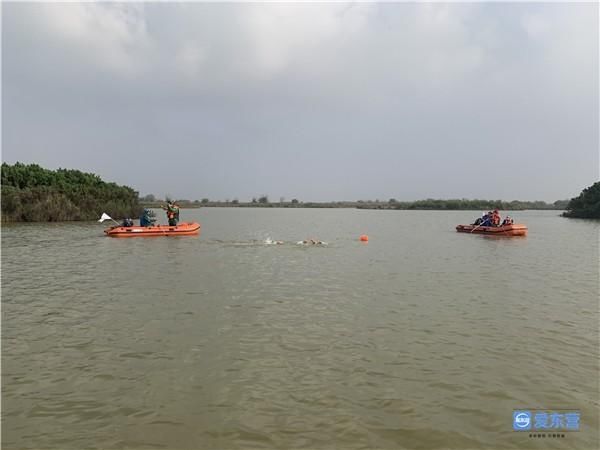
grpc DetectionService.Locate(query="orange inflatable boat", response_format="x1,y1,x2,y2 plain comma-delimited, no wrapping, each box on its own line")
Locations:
456,223,527,236
104,222,201,238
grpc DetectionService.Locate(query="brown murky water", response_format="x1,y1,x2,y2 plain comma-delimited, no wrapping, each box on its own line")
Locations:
2,209,598,449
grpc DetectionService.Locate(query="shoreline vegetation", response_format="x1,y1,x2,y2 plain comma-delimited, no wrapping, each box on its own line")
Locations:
1,163,597,222
140,198,568,211
1,163,141,222
561,181,600,219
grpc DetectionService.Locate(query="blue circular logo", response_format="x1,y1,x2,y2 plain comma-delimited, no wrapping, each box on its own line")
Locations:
513,411,532,430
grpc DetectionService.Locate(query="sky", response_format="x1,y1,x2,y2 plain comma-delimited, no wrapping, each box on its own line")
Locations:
2,2,598,202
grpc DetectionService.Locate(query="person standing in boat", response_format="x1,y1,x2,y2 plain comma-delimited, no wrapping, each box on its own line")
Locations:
173,201,180,222
162,201,180,226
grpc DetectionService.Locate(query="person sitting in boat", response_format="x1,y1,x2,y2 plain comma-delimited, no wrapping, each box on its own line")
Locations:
479,212,492,226
492,209,502,227
162,201,180,226
502,216,514,226
121,218,134,227
473,212,487,226
140,208,156,227
491,209,501,227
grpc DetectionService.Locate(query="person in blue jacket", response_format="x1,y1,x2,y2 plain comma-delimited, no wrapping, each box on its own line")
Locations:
140,208,156,227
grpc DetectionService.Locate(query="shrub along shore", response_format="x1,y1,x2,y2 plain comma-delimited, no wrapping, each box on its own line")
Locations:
561,182,600,219
1,163,141,222
2,162,597,222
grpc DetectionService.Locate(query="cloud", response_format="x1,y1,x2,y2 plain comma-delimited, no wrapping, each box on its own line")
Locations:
234,3,374,78
24,3,153,77
2,2,597,201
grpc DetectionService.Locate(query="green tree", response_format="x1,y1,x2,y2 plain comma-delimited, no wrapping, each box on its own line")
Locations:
1,162,141,222
563,182,600,218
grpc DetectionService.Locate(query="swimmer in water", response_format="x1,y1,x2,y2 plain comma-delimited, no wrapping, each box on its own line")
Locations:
297,239,327,245
265,238,284,245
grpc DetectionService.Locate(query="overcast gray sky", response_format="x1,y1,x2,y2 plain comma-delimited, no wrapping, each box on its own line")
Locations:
2,2,598,202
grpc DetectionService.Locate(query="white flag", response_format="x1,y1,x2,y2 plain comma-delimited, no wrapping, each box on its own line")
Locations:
98,213,113,223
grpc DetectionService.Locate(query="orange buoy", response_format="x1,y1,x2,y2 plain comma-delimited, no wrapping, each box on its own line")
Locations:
360,234,369,242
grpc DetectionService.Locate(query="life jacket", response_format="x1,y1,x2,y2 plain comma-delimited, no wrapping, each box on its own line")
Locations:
166,204,179,218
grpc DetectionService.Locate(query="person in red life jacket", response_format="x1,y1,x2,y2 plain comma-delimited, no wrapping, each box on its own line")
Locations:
162,201,180,226
491,209,501,227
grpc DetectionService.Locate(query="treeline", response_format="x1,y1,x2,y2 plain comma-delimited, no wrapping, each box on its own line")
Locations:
380,198,568,211
1,162,141,222
562,182,600,219
140,196,568,210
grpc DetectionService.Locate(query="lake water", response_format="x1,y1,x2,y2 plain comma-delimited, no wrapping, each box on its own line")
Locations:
2,208,598,449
